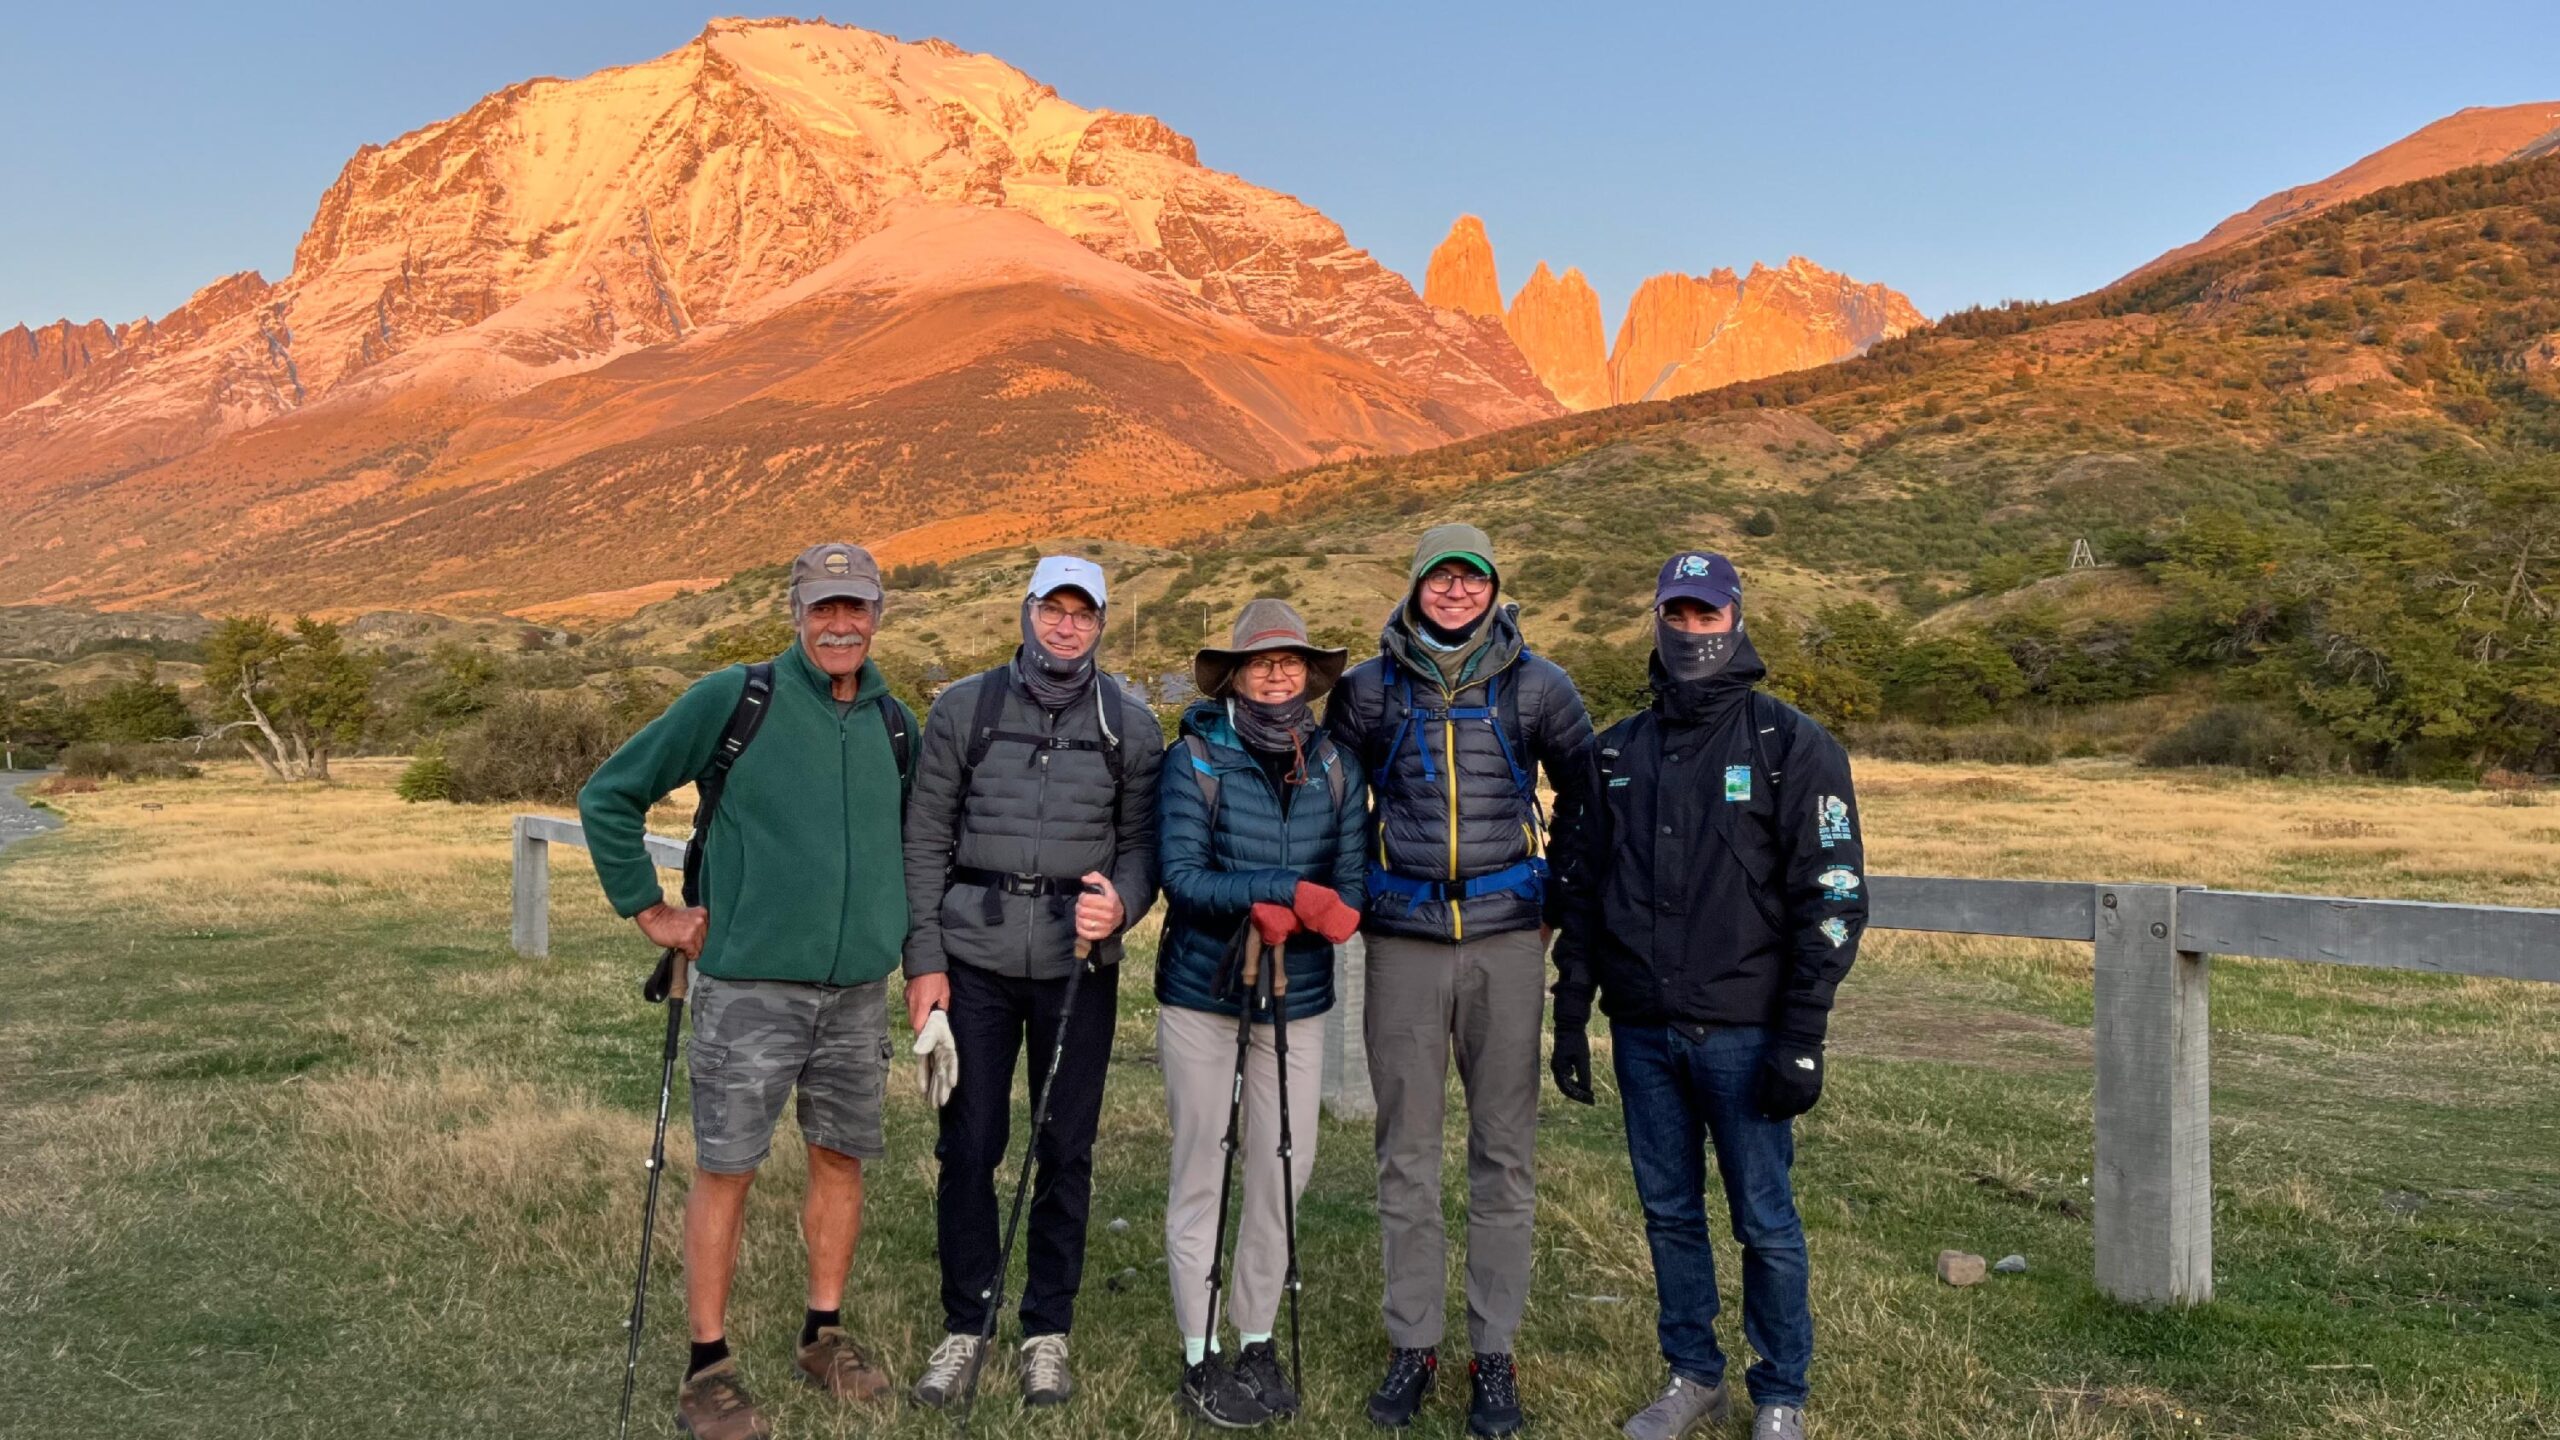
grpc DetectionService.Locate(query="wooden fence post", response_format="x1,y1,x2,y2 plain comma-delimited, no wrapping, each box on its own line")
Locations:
1321,932,1375,1120
2093,883,2212,1306
511,816,550,958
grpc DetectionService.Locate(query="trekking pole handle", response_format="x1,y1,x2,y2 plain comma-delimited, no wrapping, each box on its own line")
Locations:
1265,942,1287,999
643,946,691,1004
1073,878,1102,965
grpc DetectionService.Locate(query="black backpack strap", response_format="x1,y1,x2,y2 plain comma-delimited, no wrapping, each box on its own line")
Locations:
651,661,773,1003
960,669,1012,782
877,693,914,800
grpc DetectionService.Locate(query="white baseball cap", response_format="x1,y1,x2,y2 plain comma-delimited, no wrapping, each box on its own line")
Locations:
1027,555,1108,608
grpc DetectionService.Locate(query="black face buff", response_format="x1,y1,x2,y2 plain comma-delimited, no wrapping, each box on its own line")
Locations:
1656,615,1741,684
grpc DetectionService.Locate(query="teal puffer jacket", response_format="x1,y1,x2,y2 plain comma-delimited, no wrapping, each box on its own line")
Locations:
1154,700,1367,1017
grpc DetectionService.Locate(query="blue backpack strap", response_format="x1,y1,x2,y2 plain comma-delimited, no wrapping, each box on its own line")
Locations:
1182,731,1221,823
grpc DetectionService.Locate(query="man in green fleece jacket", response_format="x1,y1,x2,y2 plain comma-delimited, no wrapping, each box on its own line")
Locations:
579,541,916,1440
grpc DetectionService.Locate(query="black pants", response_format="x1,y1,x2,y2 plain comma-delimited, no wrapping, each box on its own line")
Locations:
936,959,1120,1338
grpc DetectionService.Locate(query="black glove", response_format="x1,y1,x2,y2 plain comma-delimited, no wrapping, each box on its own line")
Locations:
1551,1022,1594,1106
1756,1039,1825,1119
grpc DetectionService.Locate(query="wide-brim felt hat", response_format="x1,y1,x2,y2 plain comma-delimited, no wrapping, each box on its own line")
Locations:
1193,597,1347,701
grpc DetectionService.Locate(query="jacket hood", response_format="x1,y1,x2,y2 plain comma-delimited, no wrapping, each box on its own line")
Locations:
1380,601,1526,684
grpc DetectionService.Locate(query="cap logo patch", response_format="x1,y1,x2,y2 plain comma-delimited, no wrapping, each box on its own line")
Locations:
1678,554,1713,578
823,551,852,576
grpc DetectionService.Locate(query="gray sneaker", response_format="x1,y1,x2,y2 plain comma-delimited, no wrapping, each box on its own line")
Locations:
1623,1373,1730,1440
1020,1333,1073,1406
1754,1403,1806,1440
911,1333,983,1409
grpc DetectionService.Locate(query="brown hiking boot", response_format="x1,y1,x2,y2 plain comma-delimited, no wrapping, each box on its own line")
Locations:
676,1357,773,1440
796,1324,892,1401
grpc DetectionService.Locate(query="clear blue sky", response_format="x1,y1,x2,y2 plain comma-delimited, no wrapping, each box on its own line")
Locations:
7,1,2556,332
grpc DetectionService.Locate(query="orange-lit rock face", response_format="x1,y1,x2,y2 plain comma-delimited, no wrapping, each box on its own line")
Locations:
0,18,1561,613
1424,215,1504,318
2126,100,2560,282
1504,263,1610,412
1613,257,1925,404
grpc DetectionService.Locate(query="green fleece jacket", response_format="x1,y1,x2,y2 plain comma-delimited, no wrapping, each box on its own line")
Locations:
576,645,912,987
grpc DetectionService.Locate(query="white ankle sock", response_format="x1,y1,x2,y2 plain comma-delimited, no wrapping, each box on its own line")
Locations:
1241,1331,1271,1348
1184,1336,1207,1367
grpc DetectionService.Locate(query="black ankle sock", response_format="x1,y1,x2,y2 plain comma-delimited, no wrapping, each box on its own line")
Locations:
801,1308,840,1347
688,1337,730,1378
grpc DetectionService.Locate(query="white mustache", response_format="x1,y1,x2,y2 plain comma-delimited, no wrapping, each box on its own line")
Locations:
815,633,866,647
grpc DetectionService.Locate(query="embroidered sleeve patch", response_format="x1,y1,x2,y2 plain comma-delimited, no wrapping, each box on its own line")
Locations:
1816,795,1855,848
1816,866,1862,901
1819,916,1850,948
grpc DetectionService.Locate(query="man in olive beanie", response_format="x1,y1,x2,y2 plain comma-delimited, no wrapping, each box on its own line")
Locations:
1325,523,1594,1436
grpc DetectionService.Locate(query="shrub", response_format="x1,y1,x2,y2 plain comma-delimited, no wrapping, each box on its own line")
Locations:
444,692,624,805
1846,723,2055,765
396,748,456,804
57,742,202,782
1741,509,1778,537
2139,705,2336,776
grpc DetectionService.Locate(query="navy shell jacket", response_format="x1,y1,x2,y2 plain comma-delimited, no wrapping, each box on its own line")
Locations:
1155,699,1368,1018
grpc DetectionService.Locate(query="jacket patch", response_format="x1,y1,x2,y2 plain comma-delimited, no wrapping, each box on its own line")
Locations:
1817,866,1861,901
1816,795,1855,848
1723,764,1753,802
1820,916,1850,948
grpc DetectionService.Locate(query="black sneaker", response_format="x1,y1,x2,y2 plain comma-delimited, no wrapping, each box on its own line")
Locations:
1467,1352,1523,1437
1234,1339,1300,1419
1180,1356,1272,1430
1365,1346,1437,1428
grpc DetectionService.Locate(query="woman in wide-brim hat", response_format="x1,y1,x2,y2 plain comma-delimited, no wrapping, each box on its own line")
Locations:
1152,598,1368,1427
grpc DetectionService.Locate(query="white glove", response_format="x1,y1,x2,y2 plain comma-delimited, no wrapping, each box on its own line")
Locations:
914,1008,959,1109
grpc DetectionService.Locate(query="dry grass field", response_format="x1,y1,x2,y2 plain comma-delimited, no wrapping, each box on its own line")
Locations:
0,759,2553,1439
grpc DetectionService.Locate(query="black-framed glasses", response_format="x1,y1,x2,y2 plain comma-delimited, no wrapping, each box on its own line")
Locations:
1420,570,1493,596
1242,654,1309,679
1034,599,1101,634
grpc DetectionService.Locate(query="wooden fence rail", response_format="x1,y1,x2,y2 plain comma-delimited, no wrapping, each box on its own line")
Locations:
510,813,2560,1311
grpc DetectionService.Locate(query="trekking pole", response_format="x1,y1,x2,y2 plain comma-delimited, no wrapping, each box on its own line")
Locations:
1265,941,1304,1395
615,947,687,1440
955,920,1099,1436
1199,923,1260,1360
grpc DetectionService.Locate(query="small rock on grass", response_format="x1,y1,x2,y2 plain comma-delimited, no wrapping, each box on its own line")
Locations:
1108,1217,1131,1235
1105,1267,1140,1293
1994,1254,2028,1274
1937,1250,1988,1287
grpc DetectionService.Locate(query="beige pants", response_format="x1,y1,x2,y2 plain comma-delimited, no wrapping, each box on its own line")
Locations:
1159,1003,1324,1343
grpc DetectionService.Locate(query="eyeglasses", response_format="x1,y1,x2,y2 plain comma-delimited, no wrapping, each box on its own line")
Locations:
1242,654,1309,679
1421,570,1493,596
1034,600,1101,634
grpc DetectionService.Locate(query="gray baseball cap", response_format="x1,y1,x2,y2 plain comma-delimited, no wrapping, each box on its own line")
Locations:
790,541,884,612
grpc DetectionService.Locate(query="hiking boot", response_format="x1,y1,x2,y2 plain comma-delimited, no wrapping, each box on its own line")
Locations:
1467,1352,1523,1437
911,1332,984,1409
1180,1354,1273,1429
675,1357,773,1440
1623,1373,1730,1440
1234,1339,1300,1419
1020,1332,1074,1406
795,1324,891,1402
1365,1346,1437,1427
1754,1404,1807,1440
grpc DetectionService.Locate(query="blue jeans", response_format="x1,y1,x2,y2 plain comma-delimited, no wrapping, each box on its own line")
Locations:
1611,1023,1812,1406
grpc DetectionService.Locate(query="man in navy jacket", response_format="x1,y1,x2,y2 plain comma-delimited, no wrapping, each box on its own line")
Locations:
1550,552,1866,1440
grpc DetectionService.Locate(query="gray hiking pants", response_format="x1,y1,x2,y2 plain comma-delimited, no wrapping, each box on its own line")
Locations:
1159,1004,1324,1343
1364,928,1547,1353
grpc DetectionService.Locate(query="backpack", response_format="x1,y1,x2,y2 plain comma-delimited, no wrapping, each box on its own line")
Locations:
646,660,912,1003
1372,652,1546,849
956,666,1141,792
1179,716,1351,826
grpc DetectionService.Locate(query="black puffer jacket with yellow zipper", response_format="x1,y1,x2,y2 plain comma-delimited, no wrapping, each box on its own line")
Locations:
1323,605,1593,943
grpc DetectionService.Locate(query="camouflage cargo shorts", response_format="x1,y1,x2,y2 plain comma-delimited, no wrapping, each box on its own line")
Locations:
688,972,892,1174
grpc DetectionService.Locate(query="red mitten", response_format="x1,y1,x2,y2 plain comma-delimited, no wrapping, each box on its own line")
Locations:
1249,901,1301,948
1291,881,1363,945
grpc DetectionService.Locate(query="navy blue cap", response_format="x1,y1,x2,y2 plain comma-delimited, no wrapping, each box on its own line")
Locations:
1655,551,1741,611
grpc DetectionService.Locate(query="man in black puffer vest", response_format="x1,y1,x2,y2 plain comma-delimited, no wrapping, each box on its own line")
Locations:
1549,552,1865,1440
1325,523,1594,1437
